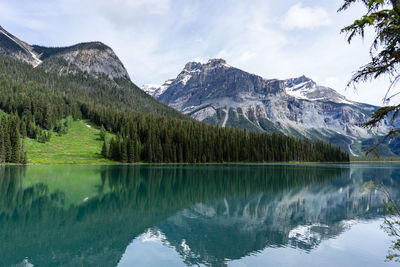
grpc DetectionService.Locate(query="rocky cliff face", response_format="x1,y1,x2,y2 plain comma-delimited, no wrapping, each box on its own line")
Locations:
33,42,130,80
143,59,397,155
0,25,129,80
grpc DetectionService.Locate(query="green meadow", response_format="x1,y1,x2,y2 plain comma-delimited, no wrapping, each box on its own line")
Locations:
25,120,116,164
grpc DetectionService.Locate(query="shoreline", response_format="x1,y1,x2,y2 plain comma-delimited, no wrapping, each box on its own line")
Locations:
4,159,400,166
0,161,371,166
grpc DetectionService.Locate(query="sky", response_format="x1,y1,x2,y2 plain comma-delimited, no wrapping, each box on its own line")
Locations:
0,0,395,106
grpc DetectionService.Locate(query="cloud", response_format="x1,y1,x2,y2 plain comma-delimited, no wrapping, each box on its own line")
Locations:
0,0,391,105
70,0,171,27
282,3,331,30
0,2,48,30
86,0,170,15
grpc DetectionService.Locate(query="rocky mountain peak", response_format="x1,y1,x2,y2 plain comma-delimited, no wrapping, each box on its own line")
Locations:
142,79,174,98
207,58,228,67
142,58,393,155
203,58,231,71
0,26,130,80
284,75,354,104
285,76,316,97
33,41,130,80
183,58,230,72
183,61,202,72
286,75,314,88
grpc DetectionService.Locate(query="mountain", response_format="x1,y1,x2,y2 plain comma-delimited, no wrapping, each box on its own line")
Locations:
0,26,348,164
0,25,186,121
0,26,129,80
156,169,386,265
1,164,397,266
143,59,398,156
0,26,42,67
32,42,130,80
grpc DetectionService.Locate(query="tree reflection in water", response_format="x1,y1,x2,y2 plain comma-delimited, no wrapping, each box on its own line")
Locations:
0,164,396,267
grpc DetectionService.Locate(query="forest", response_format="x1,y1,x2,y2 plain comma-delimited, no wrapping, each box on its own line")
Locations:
0,55,349,163
100,114,349,163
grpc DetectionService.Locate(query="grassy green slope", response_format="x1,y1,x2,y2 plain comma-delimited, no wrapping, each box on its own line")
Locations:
25,120,116,164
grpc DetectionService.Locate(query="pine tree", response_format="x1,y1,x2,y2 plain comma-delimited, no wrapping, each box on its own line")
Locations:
22,152,27,165
101,139,108,158
121,140,128,163
128,139,135,163
100,125,106,141
0,119,3,163
20,138,25,164
10,115,20,163
3,119,12,162
43,104,52,130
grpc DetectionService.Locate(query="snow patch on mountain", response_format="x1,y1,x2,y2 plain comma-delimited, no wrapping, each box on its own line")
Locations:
0,26,42,67
143,79,174,97
285,81,311,99
28,50,42,67
180,72,192,85
285,75,354,105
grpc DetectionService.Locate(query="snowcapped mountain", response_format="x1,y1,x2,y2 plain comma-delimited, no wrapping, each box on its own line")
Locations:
285,75,354,104
142,59,398,155
0,25,129,80
142,79,174,97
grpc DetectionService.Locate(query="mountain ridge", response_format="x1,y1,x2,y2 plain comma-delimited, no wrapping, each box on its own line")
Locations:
0,25,188,122
33,42,130,80
0,25,129,80
142,59,397,156
0,26,349,164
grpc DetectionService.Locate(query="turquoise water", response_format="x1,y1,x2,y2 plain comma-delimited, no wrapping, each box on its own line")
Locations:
0,164,398,266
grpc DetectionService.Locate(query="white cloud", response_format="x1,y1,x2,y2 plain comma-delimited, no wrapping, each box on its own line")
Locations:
282,3,331,30
1,0,392,106
59,0,171,29
0,2,48,30
323,77,340,89
87,0,170,15
238,51,256,63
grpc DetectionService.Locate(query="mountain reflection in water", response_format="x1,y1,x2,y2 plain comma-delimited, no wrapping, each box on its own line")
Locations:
0,164,397,267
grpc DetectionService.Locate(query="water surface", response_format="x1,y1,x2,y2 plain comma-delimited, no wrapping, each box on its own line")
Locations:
0,164,399,266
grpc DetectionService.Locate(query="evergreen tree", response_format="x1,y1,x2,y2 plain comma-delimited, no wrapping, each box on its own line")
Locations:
101,139,108,158
10,114,20,163
121,139,128,163
127,139,135,163
20,138,25,164
100,125,106,141
339,0,400,154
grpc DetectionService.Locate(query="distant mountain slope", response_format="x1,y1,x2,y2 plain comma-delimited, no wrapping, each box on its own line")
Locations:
143,59,398,155
0,25,129,80
0,55,187,121
0,25,187,120
0,26,42,67
33,42,130,80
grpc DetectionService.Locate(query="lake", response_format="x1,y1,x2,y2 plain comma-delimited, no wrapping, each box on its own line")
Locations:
0,164,399,267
